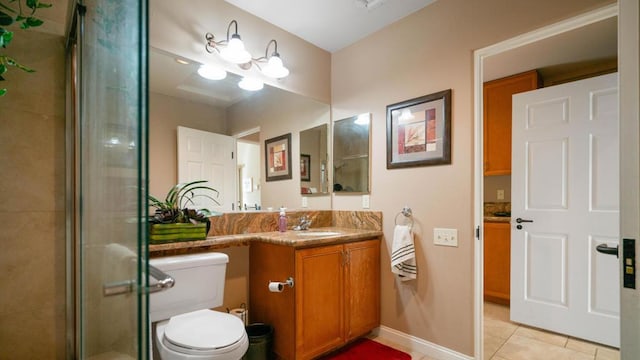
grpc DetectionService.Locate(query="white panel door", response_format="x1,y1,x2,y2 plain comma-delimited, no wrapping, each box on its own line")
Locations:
511,73,619,347
178,126,237,212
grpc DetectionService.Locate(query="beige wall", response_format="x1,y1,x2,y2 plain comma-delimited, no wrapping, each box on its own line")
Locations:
149,92,227,200
0,31,66,359
484,175,511,203
331,0,614,355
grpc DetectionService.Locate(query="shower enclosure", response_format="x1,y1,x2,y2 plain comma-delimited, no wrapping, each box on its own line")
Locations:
66,1,149,358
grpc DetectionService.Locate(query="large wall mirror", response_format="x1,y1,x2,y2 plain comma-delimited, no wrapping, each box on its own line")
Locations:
148,46,331,212
300,124,329,195
333,113,371,194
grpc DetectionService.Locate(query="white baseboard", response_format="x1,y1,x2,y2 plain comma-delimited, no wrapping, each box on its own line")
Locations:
373,326,475,360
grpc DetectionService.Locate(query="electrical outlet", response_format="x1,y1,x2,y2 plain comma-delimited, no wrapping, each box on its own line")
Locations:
497,189,505,200
362,195,370,209
434,228,458,247
302,197,308,208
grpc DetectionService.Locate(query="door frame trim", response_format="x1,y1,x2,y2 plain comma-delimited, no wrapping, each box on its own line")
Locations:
472,4,618,358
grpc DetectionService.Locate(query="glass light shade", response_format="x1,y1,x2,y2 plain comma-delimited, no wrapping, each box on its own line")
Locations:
238,77,264,91
220,36,252,64
197,64,227,80
262,55,290,78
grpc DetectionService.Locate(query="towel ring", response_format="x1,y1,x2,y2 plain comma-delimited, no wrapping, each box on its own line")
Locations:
394,206,413,228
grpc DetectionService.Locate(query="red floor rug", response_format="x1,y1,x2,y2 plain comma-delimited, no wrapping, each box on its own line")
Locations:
320,338,411,360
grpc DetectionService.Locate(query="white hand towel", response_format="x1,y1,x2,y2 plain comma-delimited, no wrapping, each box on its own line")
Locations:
391,224,417,281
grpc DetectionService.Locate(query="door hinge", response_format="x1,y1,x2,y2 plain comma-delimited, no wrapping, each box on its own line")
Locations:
475,226,480,240
231,151,234,159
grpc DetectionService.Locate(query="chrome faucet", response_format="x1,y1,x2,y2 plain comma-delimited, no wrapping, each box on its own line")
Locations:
293,215,312,231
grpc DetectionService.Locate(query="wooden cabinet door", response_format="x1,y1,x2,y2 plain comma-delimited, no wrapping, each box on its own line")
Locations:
483,70,540,175
344,239,380,341
295,244,345,360
483,222,511,304
249,243,296,360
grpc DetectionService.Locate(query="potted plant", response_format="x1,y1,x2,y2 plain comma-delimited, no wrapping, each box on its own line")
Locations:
148,180,221,243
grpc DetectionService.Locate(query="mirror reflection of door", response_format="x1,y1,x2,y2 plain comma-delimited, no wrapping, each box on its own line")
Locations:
237,130,261,211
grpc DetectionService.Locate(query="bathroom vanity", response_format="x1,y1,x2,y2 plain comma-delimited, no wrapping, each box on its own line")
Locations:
250,236,380,360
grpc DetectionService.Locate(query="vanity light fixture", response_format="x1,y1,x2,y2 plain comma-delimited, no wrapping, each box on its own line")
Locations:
238,77,264,91
204,20,291,86
205,20,252,64
197,64,227,80
258,40,290,79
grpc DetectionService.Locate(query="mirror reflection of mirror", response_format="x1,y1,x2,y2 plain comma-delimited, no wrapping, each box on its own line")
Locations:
300,124,329,195
333,113,371,194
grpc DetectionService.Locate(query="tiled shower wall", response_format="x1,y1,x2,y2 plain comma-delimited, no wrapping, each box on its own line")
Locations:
0,31,66,359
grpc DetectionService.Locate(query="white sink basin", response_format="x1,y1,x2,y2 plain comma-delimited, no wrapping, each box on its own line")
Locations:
294,231,341,236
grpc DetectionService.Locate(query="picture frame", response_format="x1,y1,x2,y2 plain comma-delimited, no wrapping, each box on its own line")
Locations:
386,89,452,168
300,154,311,182
265,133,292,181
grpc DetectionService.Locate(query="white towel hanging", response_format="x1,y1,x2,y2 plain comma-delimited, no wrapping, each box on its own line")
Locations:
391,224,417,281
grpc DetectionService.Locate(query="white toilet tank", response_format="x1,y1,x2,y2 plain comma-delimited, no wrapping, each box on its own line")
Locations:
149,252,229,323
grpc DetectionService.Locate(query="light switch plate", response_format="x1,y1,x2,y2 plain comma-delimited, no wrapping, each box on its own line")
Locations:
302,197,308,208
362,195,370,209
434,228,458,247
497,189,505,200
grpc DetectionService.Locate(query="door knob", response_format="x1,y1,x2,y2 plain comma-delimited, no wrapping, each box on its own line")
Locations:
596,244,619,258
516,218,534,223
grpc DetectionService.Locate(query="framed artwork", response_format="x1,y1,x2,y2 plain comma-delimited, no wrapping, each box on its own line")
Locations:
386,89,452,168
265,133,292,181
300,154,311,182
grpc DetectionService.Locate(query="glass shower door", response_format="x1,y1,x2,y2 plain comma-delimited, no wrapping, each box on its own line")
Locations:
69,0,148,358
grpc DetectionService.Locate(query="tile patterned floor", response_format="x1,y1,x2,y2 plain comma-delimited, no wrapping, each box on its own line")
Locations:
484,302,620,360
369,303,620,360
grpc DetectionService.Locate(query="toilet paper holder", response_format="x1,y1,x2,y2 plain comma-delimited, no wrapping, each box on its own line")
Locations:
268,277,295,292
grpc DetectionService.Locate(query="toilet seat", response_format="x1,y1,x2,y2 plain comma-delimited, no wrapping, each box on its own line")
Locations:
156,309,248,359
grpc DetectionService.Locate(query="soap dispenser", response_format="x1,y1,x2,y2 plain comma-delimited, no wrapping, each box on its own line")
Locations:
278,208,287,232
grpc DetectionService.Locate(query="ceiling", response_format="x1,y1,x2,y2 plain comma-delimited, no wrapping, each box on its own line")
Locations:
151,13,617,109
20,1,619,112
224,0,437,53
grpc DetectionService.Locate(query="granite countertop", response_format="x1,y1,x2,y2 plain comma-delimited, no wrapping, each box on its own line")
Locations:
149,227,383,256
484,216,511,223
484,202,511,223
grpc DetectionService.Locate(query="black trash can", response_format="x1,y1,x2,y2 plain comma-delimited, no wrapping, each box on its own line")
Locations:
243,323,273,360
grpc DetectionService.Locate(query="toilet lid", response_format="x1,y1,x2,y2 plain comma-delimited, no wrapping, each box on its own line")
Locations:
164,309,245,350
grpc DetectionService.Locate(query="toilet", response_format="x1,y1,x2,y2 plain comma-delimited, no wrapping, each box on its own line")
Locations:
150,253,249,360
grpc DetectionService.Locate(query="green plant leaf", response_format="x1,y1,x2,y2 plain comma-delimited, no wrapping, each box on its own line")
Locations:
37,2,52,8
0,88,6,96
0,64,6,75
0,10,13,26
25,17,43,27
5,57,35,72
1,29,13,47
26,0,37,10
15,15,24,21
